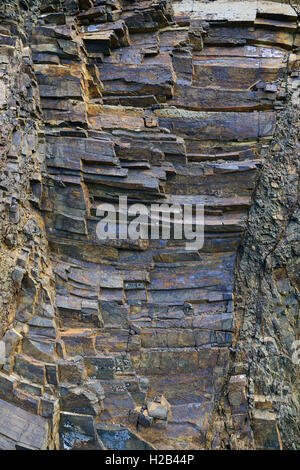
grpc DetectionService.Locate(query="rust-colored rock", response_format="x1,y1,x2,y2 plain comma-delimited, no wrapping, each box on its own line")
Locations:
0,0,299,451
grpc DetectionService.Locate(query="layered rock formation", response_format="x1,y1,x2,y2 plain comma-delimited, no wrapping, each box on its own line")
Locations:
0,0,299,450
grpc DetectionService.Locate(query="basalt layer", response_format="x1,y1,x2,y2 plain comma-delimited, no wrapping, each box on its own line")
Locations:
0,0,299,450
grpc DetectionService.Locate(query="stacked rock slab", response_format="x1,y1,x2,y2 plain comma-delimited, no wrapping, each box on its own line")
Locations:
0,0,299,450
0,0,60,450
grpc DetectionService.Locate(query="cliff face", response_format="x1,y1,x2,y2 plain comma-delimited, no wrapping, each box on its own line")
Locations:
0,0,299,450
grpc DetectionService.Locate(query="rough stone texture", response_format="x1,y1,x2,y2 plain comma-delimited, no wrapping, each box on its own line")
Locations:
209,49,300,450
0,0,299,450
0,0,60,449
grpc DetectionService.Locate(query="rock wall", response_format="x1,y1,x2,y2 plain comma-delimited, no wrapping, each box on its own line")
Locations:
0,0,299,450
209,24,300,449
0,0,59,449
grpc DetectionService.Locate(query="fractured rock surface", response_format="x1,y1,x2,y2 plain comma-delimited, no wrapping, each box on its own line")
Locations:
0,0,299,450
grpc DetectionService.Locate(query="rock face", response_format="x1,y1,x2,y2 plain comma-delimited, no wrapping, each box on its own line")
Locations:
0,0,299,450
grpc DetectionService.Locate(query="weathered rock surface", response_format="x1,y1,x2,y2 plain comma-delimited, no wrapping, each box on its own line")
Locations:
0,0,299,450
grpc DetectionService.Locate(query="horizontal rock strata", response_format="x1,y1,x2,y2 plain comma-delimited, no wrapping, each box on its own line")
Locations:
0,0,299,450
